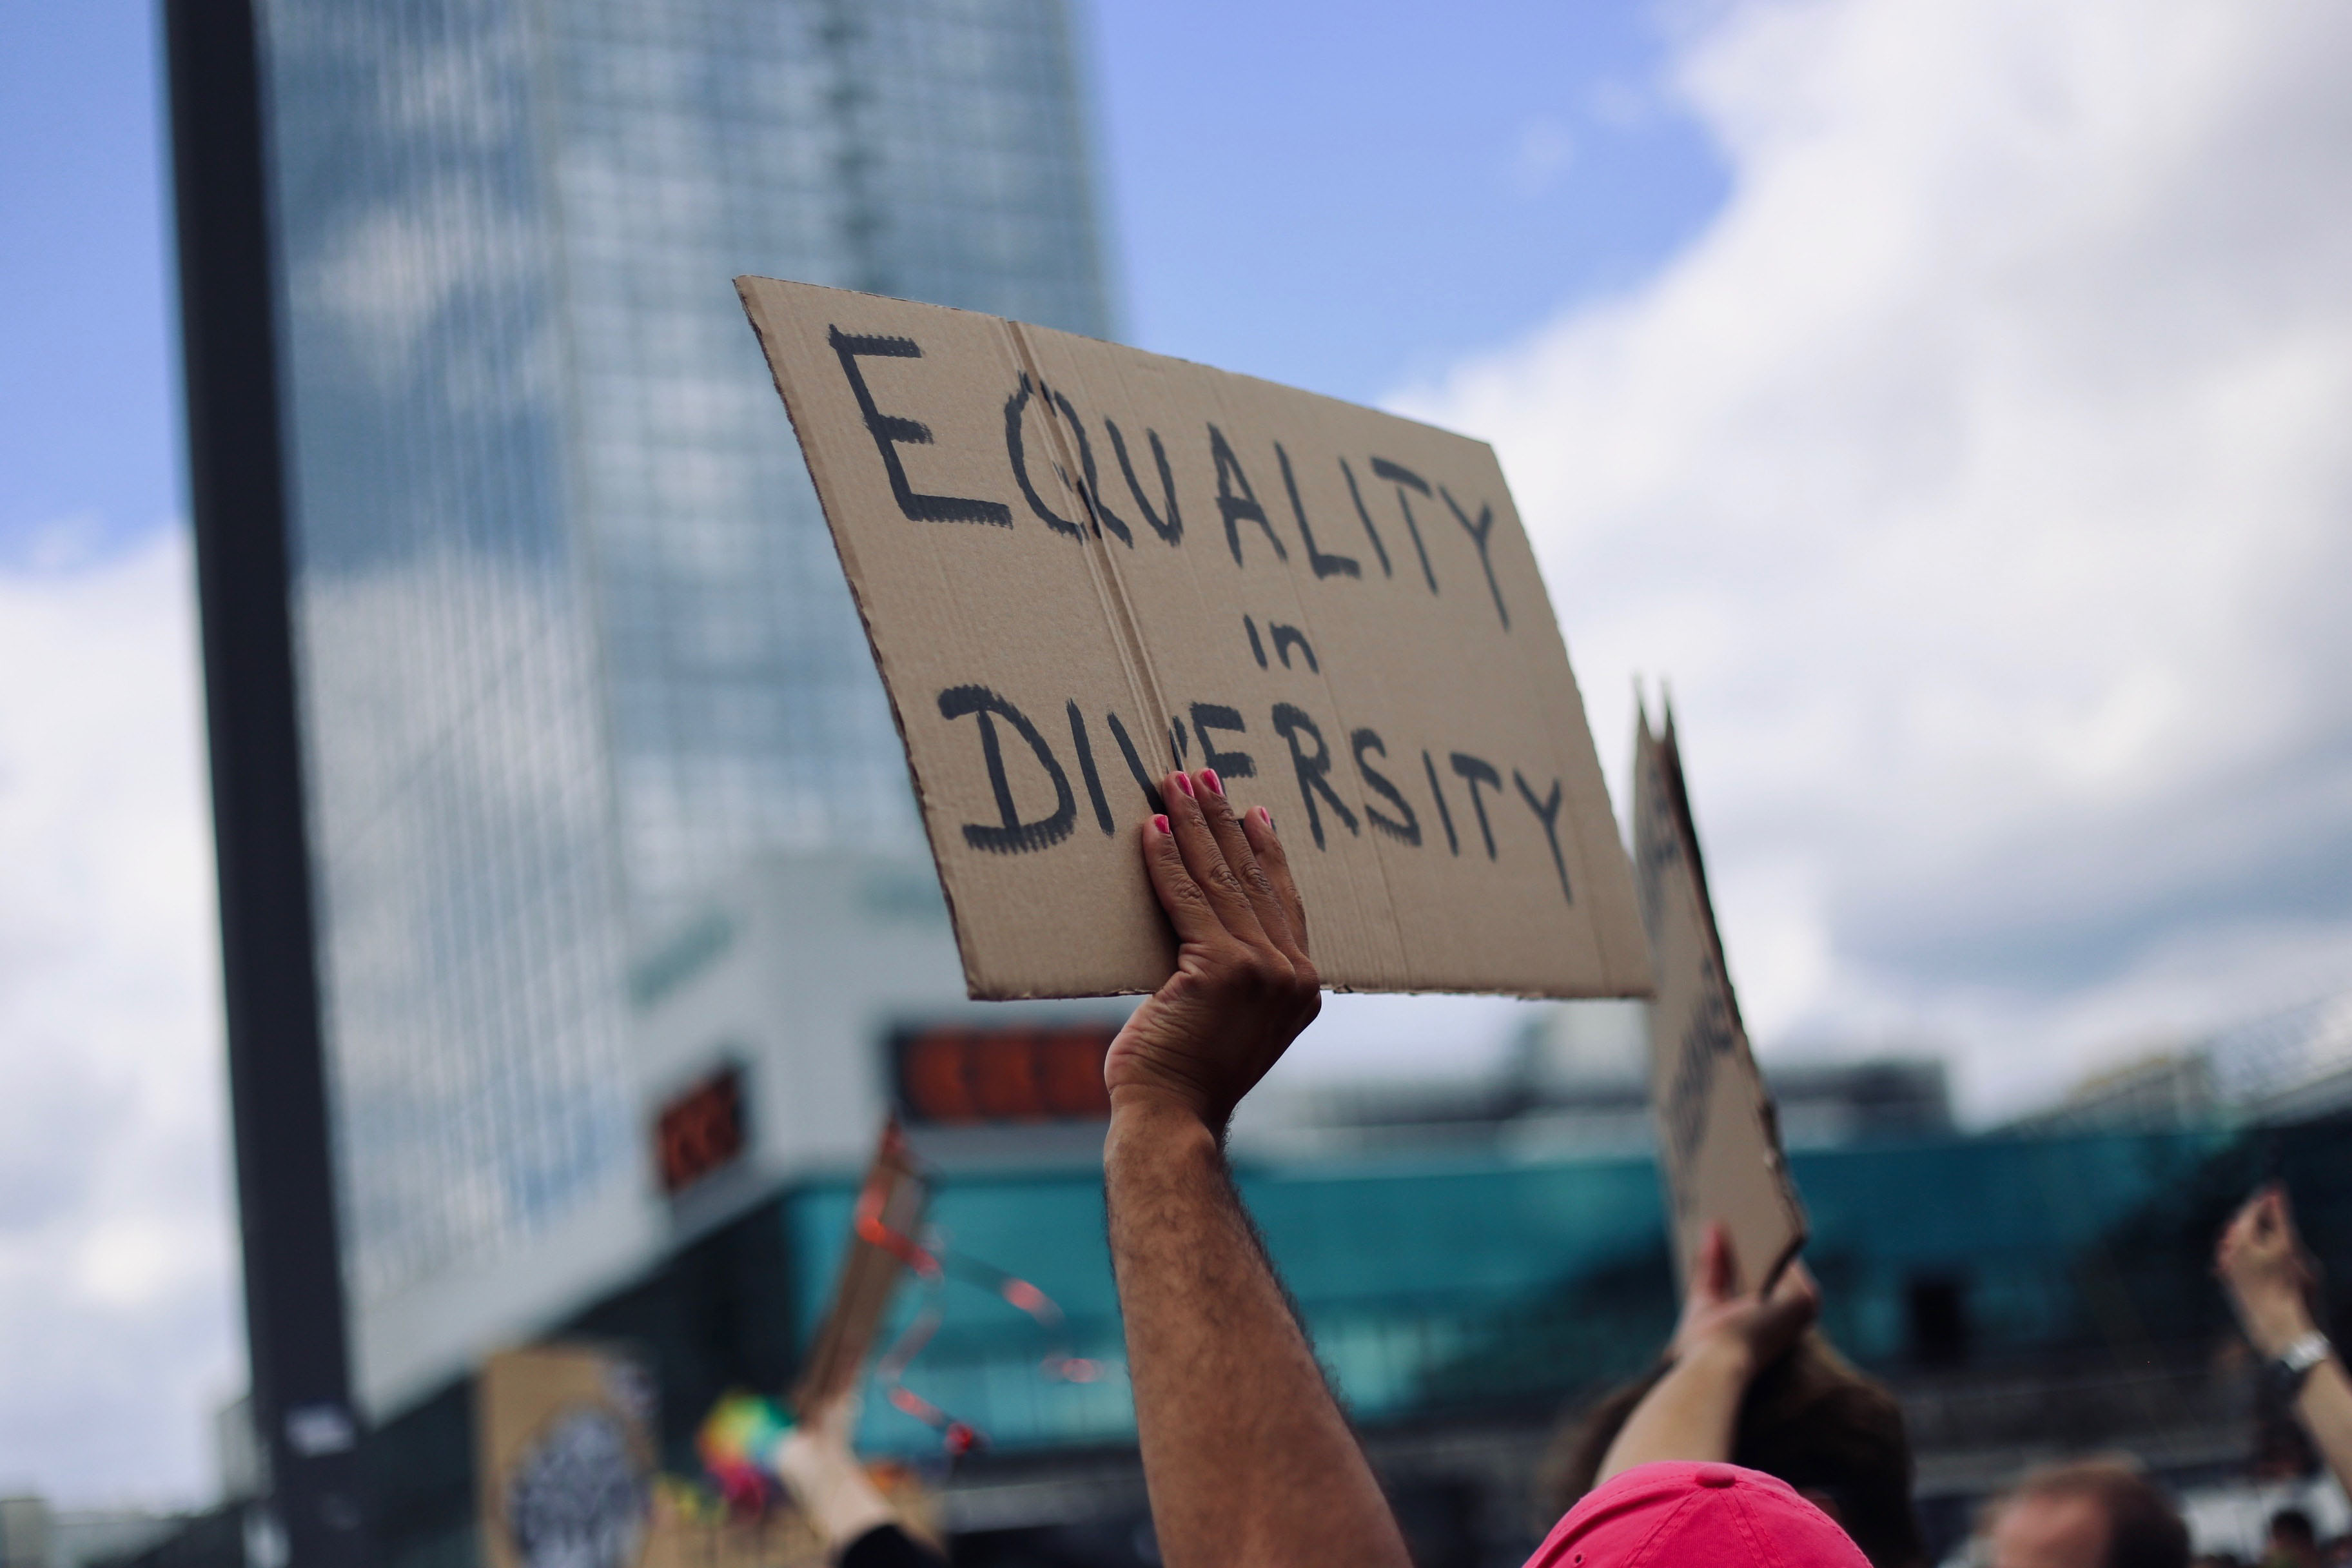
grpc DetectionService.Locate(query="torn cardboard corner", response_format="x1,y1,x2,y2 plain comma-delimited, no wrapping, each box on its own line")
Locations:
1634,701,1806,1294
737,275,1652,1001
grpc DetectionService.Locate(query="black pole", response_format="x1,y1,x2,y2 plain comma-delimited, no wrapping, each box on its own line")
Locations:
162,1,371,1562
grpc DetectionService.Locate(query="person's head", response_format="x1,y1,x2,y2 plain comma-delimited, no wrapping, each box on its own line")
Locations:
1529,1461,1868,1568
2269,1509,2318,1562
1984,1459,2188,1568
1550,1333,1926,1567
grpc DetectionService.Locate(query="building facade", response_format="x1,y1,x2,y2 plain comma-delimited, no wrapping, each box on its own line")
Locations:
250,0,1112,1413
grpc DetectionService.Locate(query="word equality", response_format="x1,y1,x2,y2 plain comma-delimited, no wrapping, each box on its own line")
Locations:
830,327,1516,632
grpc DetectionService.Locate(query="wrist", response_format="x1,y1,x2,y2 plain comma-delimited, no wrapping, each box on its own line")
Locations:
1108,1084,1222,1140
1674,1333,1759,1389
2239,1293,2317,1358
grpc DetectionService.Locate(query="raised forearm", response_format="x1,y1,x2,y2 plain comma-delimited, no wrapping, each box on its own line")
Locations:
2295,1358,2352,1498
1596,1340,1750,1483
1106,1095,1408,1568
2226,1275,2352,1501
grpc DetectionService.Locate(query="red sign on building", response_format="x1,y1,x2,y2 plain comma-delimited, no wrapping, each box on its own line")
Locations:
892,1025,1117,1125
653,1064,748,1196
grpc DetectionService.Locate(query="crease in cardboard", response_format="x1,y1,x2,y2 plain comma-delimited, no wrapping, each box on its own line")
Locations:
1001,320,1171,797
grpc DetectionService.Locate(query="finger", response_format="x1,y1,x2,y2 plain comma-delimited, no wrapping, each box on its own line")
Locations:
1160,770,1268,945
1240,803,1311,962
1193,769,1294,952
1776,1259,1819,1303
1140,810,1228,950
1692,1223,1735,1303
1759,1267,1823,1340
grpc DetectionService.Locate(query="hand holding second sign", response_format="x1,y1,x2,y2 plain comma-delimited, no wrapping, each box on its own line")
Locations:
1105,769,1321,1136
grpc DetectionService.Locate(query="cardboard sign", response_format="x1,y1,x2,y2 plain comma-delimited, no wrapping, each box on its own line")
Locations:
789,1119,928,1416
1632,703,1805,1293
737,277,1651,1000
478,1345,658,1568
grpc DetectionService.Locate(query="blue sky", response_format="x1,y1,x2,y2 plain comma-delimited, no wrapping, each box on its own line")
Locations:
0,1,175,562
1088,3,1727,399
0,1,1725,562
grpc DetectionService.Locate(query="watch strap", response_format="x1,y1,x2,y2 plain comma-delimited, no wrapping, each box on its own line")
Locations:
2279,1330,2333,1378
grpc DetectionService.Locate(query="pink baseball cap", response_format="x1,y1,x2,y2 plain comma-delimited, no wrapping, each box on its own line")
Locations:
1526,1462,1869,1568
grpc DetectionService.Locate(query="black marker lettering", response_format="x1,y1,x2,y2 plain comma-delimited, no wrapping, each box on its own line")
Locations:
1513,770,1572,904
1169,713,1190,768
1270,623,1318,672
830,328,1012,526
1449,752,1502,859
1188,703,1256,779
1271,704,1359,849
1244,615,1268,668
1105,712,1164,814
1440,487,1507,630
1340,458,1393,578
1055,388,1132,546
1424,750,1460,856
1371,457,1438,594
937,685,1075,852
1353,729,1420,847
1106,419,1182,545
1276,442,1359,578
1208,425,1288,567
1004,374,1085,540
1069,701,1114,836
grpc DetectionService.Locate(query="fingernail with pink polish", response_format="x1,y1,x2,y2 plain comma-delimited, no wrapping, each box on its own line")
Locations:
1202,768,1222,796
1172,772,1194,799
1152,814,1170,834
1260,807,1275,832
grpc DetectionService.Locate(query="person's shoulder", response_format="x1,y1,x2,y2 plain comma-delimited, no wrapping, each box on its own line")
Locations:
1525,1462,1869,1568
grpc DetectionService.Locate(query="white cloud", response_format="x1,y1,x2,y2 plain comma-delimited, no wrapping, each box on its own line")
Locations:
1399,0,2352,1117
0,529,239,1504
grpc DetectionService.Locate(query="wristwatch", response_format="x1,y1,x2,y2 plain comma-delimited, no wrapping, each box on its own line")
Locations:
2268,1330,2335,1400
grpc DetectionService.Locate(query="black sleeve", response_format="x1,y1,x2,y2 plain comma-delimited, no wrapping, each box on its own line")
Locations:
840,1522,948,1568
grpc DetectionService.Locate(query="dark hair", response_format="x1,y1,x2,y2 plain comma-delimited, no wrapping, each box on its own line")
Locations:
1544,1333,1927,1568
2269,1508,2316,1546
2004,1459,2188,1568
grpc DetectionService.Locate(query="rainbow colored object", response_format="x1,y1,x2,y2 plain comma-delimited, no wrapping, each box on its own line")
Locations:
696,1393,794,1509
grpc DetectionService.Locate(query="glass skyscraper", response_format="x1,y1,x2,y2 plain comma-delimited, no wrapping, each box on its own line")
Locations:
254,0,1111,1329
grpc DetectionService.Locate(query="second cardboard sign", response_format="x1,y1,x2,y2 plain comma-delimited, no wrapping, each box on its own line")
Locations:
738,277,1651,1001
1634,703,1806,1293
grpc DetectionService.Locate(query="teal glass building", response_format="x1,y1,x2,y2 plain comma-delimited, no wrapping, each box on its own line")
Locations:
253,0,1111,1333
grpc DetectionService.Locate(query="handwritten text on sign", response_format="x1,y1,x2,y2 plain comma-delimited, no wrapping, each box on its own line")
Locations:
739,278,1651,1001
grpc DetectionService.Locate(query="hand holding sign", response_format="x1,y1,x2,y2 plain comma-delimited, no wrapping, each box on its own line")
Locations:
737,278,1651,1001
1105,770,1320,1135
1667,1223,1822,1377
